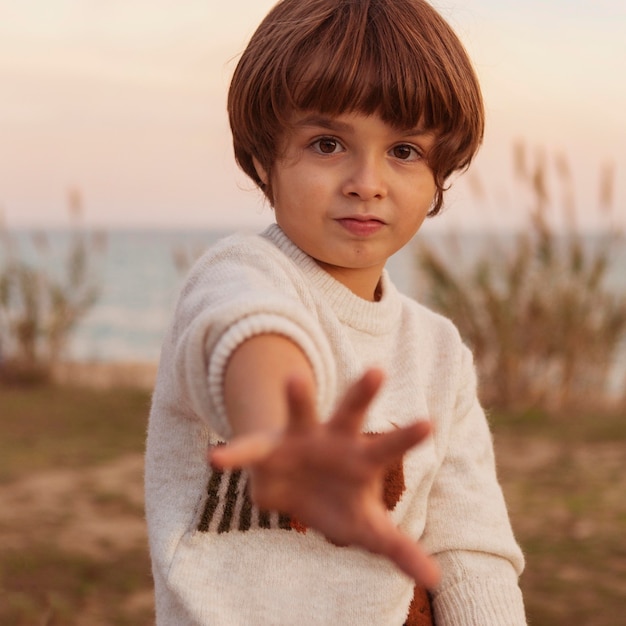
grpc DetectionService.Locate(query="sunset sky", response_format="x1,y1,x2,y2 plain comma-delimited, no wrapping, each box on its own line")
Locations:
1,0,625,231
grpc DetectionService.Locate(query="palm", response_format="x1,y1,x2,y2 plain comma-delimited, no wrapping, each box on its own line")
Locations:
210,369,440,588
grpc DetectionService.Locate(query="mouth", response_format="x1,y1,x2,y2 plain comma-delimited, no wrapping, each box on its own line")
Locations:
336,216,386,236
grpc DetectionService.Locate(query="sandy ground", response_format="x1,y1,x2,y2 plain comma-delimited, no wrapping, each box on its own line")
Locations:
0,453,154,621
52,361,158,390
0,454,146,558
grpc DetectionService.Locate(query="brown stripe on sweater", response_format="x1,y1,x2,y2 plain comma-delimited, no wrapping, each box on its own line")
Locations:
238,477,253,531
278,512,292,530
258,508,271,529
218,469,243,533
198,467,225,532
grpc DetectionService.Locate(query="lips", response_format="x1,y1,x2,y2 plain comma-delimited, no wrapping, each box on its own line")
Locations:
336,216,386,236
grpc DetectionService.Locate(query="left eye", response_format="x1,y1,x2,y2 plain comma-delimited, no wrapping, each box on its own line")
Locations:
312,137,343,154
391,145,419,160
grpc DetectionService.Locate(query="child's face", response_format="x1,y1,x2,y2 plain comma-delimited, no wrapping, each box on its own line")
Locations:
254,111,437,300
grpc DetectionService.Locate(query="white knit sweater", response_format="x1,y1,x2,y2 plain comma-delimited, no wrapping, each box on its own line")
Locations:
145,224,526,625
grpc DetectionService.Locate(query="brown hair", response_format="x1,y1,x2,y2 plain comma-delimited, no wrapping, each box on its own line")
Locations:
228,0,484,216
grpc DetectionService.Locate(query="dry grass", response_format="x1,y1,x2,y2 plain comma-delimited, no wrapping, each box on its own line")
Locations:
491,409,626,625
417,145,626,413
0,191,105,385
0,383,624,625
0,383,153,625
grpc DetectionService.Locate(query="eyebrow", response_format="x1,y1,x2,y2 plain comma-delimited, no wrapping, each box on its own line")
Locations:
293,113,432,138
293,114,353,133
399,126,433,139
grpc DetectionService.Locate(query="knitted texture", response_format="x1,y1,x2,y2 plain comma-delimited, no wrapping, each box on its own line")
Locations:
145,224,527,625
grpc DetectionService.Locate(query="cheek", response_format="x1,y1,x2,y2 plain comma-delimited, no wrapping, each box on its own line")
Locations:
417,176,437,208
419,169,437,194
402,177,435,207
275,171,327,210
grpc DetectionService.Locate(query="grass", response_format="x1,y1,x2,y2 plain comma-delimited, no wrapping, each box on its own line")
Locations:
0,383,624,625
1,545,153,626
492,409,626,625
0,384,153,626
0,384,151,482
488,406,626,443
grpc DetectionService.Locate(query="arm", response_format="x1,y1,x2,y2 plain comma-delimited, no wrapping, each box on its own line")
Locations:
211,333,440,588
223,333,314,437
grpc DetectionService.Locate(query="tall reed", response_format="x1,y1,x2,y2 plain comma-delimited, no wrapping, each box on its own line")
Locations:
416,144,625,413
0,190,105,384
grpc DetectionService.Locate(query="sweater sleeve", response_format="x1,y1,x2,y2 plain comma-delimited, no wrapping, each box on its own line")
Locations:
168,236,337,439
423,344,527,625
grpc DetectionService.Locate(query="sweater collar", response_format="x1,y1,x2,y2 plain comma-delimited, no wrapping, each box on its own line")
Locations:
261,223,403,335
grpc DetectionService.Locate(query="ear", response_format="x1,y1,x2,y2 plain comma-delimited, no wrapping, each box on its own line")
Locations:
252,157,269,186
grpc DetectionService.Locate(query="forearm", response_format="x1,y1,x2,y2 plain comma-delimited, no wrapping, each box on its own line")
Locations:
223,333,315,437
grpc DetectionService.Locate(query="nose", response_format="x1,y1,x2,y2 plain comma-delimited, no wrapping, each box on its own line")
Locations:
342,155,387,200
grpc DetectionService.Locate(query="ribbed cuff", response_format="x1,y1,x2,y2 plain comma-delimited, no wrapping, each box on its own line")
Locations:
206,312,332,439
433,577,526,626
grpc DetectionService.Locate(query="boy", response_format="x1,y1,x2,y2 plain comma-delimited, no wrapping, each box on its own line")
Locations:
145,0,527,624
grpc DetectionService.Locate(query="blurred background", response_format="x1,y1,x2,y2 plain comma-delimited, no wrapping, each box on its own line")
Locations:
1,1,625,624
1,0,625,230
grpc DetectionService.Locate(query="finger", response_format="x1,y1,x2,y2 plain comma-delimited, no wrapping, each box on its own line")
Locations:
366,420,432,464
285,375,318,433
209,433,277,469
362,511,440,588
328,368,385,434
379,525,441,588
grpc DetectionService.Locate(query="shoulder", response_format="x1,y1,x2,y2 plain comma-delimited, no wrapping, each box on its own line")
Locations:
187,225,315,287
192,229,285,273
177,227,305,304
398,291,464,348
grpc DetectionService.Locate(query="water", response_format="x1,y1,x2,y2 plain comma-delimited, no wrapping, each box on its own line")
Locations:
3,227,626,368
65,228,425,362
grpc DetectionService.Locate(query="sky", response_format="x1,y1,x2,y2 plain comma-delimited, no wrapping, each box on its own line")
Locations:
1,0,625,232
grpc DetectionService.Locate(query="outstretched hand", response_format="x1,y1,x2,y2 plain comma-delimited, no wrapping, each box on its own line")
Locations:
209,368,440,588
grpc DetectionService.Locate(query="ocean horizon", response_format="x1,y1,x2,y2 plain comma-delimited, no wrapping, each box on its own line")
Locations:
3,227,626,368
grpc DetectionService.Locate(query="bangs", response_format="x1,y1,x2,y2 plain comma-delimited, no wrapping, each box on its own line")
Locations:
273,0,462,133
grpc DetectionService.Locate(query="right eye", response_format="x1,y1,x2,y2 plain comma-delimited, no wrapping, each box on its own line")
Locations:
311,137,343,154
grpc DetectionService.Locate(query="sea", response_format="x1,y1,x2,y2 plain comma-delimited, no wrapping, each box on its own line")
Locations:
3,227,626,374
